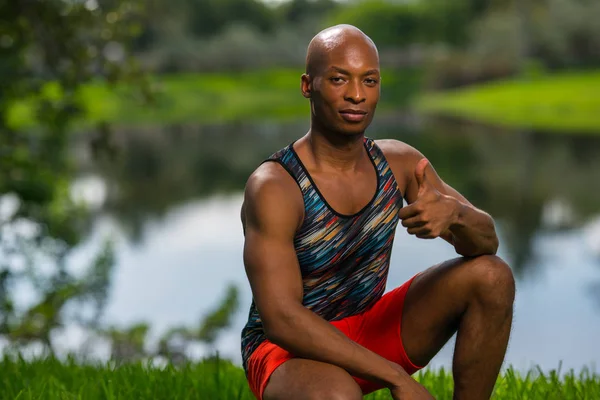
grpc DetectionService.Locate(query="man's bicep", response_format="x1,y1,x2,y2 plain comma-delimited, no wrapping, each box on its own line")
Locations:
243,228,303,321
242,170,304,331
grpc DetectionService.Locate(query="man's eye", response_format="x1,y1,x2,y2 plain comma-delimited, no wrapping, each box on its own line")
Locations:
330,77,344,82
366,79,378,84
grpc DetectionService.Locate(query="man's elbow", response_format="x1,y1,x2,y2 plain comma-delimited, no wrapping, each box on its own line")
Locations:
483,228,500,255
262,307,301,346
264,327,287,347
490,235,499,254
455,236,498,257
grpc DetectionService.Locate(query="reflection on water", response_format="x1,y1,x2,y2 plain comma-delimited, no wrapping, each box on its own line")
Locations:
83,115,600,275
77,193,600,373
74,114,600,371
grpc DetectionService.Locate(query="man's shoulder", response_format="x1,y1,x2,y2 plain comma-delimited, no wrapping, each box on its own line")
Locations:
374,138,423,165
242,161,304,232
244,161,303,213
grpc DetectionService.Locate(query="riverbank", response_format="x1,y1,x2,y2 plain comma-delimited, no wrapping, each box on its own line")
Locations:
8,69,598,134
6,68,421,129
414,70,600,134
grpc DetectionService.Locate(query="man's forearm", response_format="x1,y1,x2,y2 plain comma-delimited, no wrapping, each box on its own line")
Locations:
265,304,410,388
449,201,499,257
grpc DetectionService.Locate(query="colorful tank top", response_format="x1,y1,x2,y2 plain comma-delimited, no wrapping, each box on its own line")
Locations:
240,137,403,374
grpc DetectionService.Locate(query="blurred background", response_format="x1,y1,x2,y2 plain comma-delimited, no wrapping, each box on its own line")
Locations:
1,0,599,375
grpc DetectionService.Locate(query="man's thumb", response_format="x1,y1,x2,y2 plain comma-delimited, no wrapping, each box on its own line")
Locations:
415,158,430,189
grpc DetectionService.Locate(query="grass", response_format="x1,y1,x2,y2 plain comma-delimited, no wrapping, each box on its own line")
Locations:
1,356,598,399
413,70,600,134
7,69,599,133
5,68,422,129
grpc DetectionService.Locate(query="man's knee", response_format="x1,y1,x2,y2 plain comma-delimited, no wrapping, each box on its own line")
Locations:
468,255,516,307
264,359,363,400
304,383,362,400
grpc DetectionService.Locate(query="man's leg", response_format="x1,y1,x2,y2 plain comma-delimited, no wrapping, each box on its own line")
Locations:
401,254,515,400
263,358,363,400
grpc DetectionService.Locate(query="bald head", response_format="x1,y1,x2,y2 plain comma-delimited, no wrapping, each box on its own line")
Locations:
305,24,379,76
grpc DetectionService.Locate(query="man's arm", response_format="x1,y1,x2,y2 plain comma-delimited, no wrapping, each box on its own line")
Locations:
242,162,414,389
378,140,498,257
433,179,499,257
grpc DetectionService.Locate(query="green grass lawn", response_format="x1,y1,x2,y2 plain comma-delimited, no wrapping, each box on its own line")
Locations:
413,70,600,134
7,69,598,133
2,356,598,399
5,68,421,130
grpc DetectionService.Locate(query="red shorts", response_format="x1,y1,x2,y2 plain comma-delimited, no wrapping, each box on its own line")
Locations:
246,274,424,399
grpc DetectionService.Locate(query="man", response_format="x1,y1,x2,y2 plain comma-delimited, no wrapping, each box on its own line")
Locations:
240,24,515,400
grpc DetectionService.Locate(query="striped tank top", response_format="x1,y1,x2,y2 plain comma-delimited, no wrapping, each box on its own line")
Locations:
241,137,403,373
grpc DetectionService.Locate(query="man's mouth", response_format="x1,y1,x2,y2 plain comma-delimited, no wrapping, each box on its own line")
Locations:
339,109,368,122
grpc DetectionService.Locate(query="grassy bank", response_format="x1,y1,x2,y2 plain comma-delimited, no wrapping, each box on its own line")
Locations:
6,68,421,129
414,71,600,134
1,356,599,399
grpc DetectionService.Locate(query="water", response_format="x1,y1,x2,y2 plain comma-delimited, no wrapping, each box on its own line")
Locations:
62,115,600,373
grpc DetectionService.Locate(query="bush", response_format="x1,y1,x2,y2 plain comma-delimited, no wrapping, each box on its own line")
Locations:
533,0,600,68
136,22,313,73
326,0,424,48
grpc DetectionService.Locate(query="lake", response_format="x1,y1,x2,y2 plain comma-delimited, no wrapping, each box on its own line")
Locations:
62,113,600,373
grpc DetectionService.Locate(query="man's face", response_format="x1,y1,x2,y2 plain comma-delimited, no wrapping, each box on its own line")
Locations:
302,39,381,136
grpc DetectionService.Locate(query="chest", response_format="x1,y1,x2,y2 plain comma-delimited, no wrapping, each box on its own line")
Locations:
308,166,378,217
294,178,402,272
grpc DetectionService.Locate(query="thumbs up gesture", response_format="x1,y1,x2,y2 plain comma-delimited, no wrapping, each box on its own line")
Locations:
398,158,459,239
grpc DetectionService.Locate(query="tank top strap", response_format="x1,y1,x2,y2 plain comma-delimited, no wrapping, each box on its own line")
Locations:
263,141,312,197
364,137,403,197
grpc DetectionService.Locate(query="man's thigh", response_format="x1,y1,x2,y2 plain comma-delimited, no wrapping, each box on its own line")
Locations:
263,358,362,400
400,254,513,367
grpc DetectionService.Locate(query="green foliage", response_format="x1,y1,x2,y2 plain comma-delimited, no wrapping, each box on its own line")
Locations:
1,239,116,353
157,284,240,364
78,69,308,124
414,70,600,133
421,0,600,89
0,356,598,399
100,323,151,363
327,0,425,47
7,68,423,128
95,284,241,365
326,0,491,48
531,0,600,68
197,285,240,346
0,0,147,354
187,0,277,38
278,0,339,24
419,0,490,46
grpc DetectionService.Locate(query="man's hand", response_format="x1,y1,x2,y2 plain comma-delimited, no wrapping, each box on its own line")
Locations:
387,362,434,400
390,382,435,400
399,158,459,239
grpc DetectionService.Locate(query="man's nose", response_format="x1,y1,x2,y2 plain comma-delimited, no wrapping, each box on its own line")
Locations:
344,80,366,103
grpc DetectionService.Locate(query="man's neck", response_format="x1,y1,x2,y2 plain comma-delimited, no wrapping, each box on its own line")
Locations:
305,127,366,172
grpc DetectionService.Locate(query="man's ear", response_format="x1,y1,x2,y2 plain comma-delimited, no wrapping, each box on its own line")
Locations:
301,73,312,98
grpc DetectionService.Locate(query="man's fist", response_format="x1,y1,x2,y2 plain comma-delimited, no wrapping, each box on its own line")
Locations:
398,158,459,239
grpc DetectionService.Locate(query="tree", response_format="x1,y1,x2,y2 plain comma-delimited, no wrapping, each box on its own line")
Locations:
279,0,339,25
158,283,240,365
0,0,148,355
97,283,240,365
187,0,277,38
327,0,424,48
